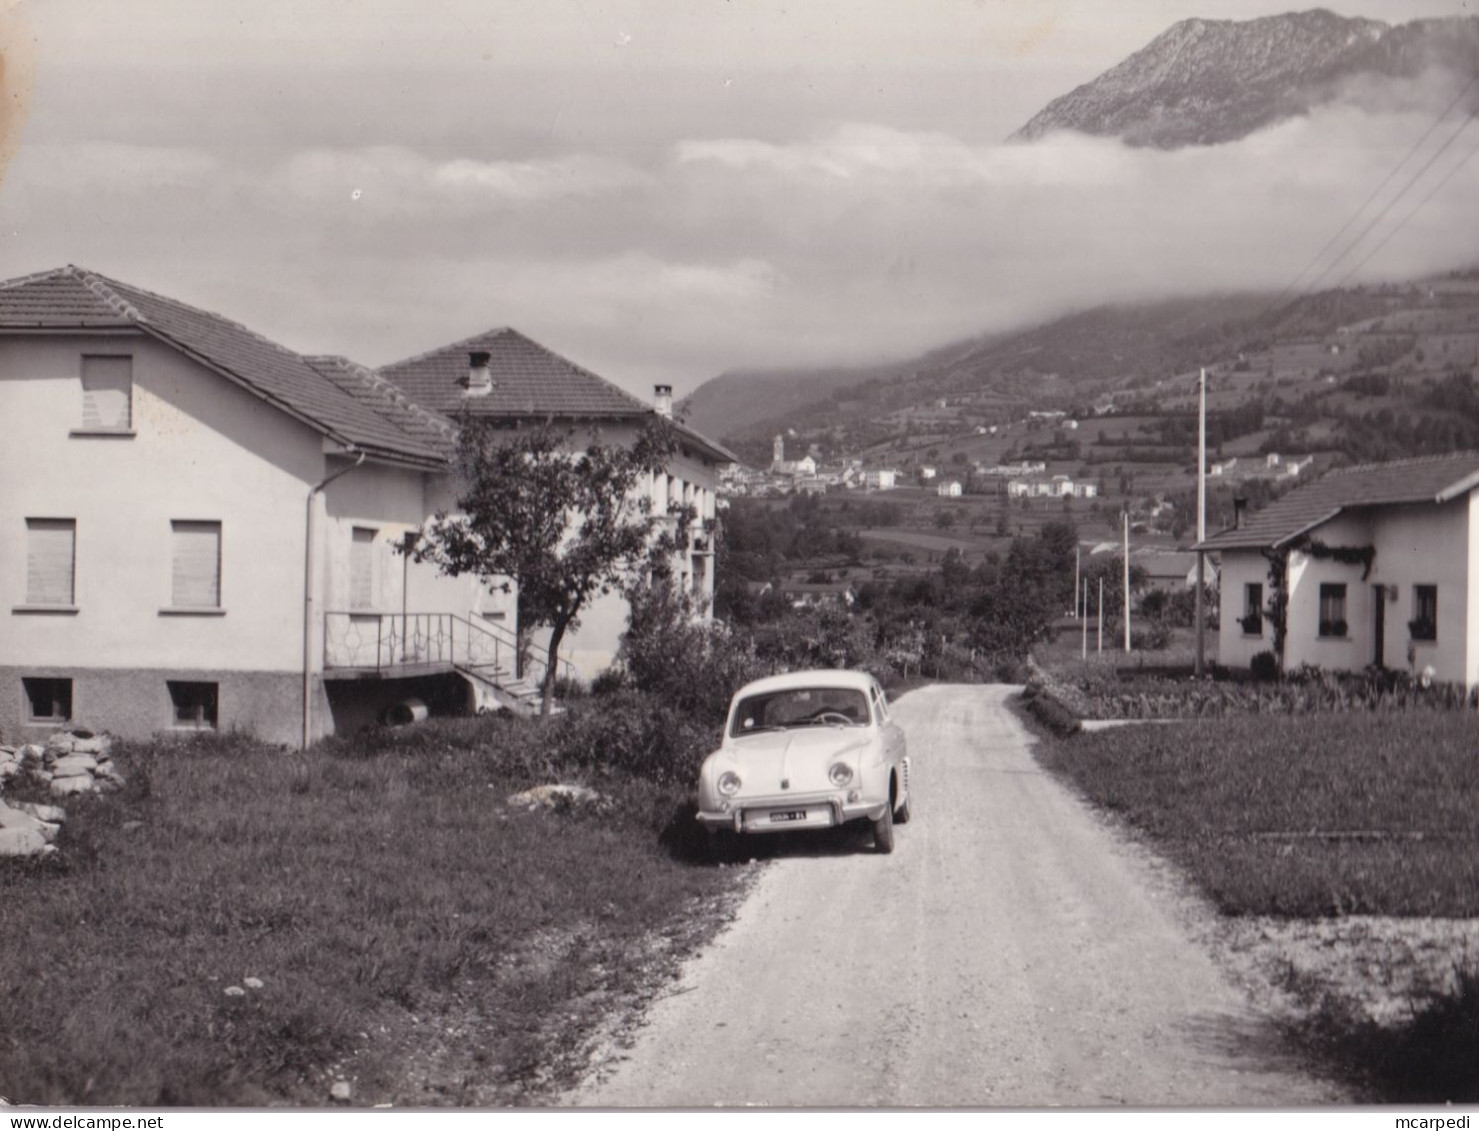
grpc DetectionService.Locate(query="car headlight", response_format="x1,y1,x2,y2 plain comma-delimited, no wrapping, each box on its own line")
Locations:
717,770,742,797
828,762,853,787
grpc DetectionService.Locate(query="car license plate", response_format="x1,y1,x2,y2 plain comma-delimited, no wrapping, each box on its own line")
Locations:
769,809,808,823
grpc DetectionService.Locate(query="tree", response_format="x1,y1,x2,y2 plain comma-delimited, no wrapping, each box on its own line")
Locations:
409,418,680,714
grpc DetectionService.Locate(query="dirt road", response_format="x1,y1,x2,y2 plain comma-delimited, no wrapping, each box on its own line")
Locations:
568,684,1346,1107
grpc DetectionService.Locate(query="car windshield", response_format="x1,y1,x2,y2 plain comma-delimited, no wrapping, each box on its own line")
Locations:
729,687,871,737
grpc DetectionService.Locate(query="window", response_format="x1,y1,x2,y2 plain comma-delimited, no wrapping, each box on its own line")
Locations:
1411,585,1438,642
1241,582,1264,635
24,518,76,607
79,355,133,432
168,681,218,729
170,521,221,608
350,527,377,609
1318,583,1348,638
23,677,72,723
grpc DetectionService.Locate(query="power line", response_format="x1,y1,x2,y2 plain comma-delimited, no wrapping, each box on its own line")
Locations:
1333,120,1479,289
1273,72,1479,306
1299,101,1479,297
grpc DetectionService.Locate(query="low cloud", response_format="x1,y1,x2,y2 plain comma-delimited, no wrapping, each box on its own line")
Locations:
3,79,1476,396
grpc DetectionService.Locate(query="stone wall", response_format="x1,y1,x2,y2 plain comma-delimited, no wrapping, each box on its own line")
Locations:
0,729,125,858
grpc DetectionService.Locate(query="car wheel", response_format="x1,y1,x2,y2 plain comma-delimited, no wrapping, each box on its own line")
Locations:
894,791,912,825
872,798,895,854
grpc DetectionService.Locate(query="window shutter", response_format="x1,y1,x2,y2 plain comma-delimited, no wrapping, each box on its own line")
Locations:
172,521,221,607
81,356,132,430
26,519,76,605
350,527,376,609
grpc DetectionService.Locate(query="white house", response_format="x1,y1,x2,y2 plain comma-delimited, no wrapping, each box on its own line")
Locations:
1197,452,1479,686
863,469,897,491
377,330,732,680
1,266,730,745
936,480,963,498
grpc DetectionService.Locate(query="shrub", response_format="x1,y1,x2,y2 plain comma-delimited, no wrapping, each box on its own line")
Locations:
1251,650,1279,681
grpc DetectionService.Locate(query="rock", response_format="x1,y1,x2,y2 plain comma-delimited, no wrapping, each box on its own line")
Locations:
14,802,66,824
223,985,246,997
330,1081,353,1103
50,776,95,797
18,745,45,768
244,976,265,990
0,827,53,857
52,754,98,777
0,804,60,841
506,783,604,810
71,737,107,755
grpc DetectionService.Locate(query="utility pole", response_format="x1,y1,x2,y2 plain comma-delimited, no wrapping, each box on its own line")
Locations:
1081,580,1088,661
1098,577,1104,653
1195,366,1207,678
1123,510,1131,653
1074,546,1081,619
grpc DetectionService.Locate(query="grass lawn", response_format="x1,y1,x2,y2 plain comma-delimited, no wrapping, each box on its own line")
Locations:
0,720,739,1106
1026,712,1479,918
1023,706,1479,1102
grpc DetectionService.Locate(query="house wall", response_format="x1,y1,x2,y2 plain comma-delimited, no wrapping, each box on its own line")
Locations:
1217,551,1272,670
0,334,485,745
1249,499,1474,685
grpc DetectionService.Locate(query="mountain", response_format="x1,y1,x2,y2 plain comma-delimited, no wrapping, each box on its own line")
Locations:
1011,9,1479,149
680,360,914,439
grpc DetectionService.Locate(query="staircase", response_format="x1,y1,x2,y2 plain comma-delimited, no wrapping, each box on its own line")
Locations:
323,611,575,715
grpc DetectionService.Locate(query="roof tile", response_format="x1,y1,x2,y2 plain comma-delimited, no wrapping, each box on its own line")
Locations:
1198,451,1479,551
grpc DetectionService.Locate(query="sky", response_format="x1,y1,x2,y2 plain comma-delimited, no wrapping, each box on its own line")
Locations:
1,0,1477,399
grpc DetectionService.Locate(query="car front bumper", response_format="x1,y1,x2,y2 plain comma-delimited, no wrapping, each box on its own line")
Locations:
696,792,887,834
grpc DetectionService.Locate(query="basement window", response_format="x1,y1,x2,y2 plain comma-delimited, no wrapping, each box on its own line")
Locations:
168,681,218,730
23,677,72,724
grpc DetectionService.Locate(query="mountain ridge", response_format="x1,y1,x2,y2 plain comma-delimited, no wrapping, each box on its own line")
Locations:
1011,8,1479,148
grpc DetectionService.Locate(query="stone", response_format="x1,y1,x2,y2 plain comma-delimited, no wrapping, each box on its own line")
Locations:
14,801,66,823
506,783,604,810
0,827,52,857
0,804,59,840
52,755,98,778
330,1081,353,1103
243,976,265,990
223,985,246,997
71,737,107,755
18,744,45,767
50,776,95,797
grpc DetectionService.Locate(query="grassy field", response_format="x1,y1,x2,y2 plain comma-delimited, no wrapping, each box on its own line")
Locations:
0,720,739,1106
1023,706,1479,1101
1027,712,1479,918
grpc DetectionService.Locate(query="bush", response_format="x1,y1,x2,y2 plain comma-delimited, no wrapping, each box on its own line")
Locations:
1251,650,1279,681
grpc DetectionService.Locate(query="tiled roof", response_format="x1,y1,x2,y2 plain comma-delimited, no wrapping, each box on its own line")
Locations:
1197,451,1479,551
378,328,735,463
0,266,446,467
378,328,653,418
303,355,456,457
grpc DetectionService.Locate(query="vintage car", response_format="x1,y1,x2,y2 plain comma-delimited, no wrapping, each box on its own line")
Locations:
696,669,911,855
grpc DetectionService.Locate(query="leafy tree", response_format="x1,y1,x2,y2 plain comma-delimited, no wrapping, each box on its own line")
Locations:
409,418,680,714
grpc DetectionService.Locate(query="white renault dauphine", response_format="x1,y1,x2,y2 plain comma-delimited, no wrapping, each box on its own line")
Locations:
696,670,911,855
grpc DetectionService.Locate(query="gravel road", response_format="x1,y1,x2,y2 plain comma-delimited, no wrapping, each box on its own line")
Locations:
569,684,1347,1107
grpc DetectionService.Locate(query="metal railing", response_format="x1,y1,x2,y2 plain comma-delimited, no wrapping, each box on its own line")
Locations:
323,611,574,691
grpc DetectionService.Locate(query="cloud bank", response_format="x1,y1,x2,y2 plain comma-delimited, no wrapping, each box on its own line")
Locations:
3,78,1477,395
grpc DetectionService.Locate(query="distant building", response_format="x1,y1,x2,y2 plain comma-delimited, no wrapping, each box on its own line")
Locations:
863,469,898,491
937,481,963,498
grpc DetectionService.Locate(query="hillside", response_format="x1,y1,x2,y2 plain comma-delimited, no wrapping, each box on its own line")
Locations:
1011,10,1479,148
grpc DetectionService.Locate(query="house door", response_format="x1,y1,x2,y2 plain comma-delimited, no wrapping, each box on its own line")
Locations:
1372,584,1386,668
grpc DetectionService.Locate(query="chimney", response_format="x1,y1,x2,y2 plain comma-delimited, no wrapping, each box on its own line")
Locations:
653,383,673,419
462,350,493,397
1233,496,1248,530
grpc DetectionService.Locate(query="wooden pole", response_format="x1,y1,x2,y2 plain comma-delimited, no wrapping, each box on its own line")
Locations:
1123,510,1131,653
1195,366,1207,678
1098,577,1104,653
1074,546,1081,619
1081,580,1088,661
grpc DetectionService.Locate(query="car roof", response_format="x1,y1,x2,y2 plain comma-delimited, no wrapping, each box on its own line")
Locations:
732,670,879,699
